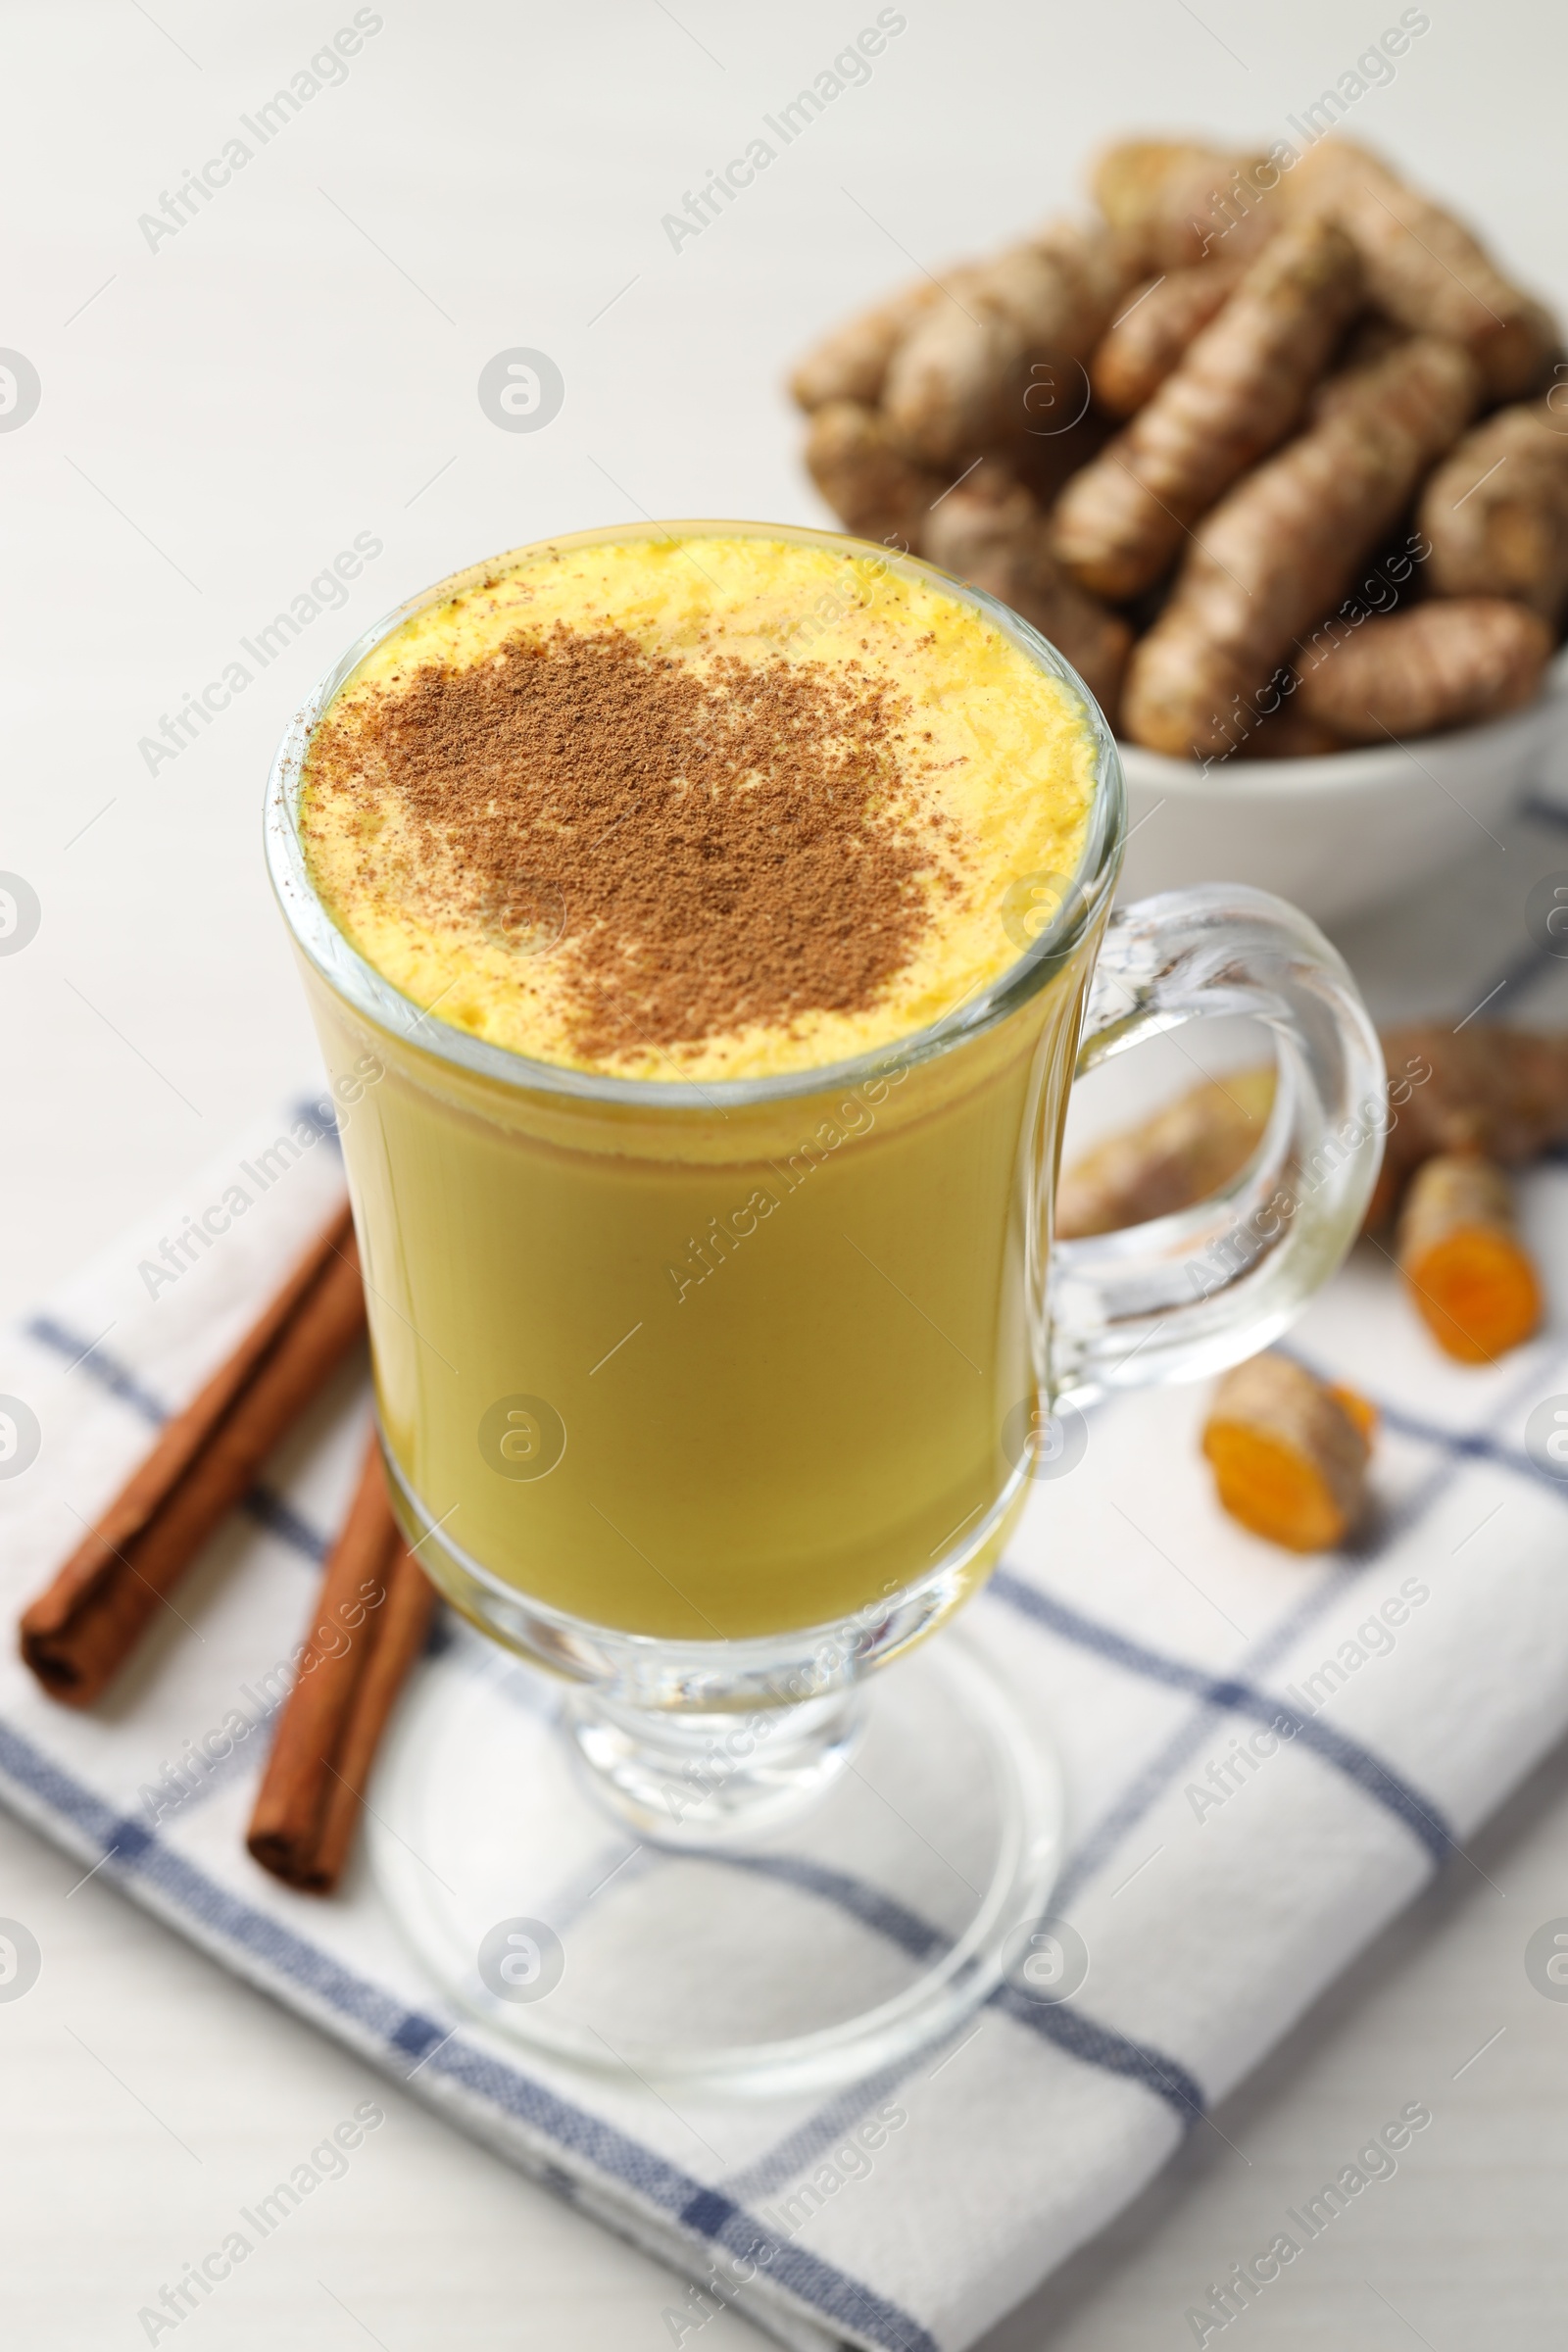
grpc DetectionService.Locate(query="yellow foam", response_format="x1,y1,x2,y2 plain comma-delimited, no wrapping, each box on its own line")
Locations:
299,534,1098,1081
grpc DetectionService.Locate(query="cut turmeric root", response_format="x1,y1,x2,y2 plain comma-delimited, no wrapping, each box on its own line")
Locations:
1325,1383,1379,1443
1396,1152,1542,1363
1370,1024,1568,1228
1202,1351,1372,1552
1056,1065,1275,1239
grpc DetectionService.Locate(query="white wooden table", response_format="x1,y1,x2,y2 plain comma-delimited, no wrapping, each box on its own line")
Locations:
5,3,1567,2341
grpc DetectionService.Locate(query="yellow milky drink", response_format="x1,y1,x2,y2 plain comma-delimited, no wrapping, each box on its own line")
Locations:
294,527,1102,1642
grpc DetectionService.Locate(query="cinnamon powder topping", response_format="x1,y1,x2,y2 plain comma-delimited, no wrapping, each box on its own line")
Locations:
307,623,940,1063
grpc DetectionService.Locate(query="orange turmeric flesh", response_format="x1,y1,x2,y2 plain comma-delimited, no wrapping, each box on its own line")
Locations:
1326,1383,1378,1443
1396,1152,1543,1362
1201,1352,1371,1552
1202,1424,1354,1551
1402,1227,1542,1363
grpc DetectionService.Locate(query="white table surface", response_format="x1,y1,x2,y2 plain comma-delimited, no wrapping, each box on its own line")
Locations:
6,3,1568,2343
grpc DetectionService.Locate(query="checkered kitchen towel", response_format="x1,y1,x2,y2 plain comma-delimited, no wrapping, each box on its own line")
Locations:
4,803,1568,2352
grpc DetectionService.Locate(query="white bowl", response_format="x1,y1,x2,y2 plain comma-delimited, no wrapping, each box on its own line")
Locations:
1116,646,1568,925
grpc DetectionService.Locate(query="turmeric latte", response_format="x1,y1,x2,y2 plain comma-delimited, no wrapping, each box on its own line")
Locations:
299,531,1097,1082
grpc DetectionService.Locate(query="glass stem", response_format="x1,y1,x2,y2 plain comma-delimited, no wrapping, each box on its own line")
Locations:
566,1686,865,1847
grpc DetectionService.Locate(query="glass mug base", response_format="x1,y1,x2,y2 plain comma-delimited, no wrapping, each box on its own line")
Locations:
368,1627,1065,2097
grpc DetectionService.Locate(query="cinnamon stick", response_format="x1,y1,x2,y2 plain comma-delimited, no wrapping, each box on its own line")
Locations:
20,1205,366,1706
247,1438,436,1893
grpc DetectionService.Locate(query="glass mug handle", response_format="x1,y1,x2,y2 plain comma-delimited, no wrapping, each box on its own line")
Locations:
1048,883,1386,1407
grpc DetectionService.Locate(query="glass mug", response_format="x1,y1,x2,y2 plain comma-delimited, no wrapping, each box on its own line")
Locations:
267,520,1382,2091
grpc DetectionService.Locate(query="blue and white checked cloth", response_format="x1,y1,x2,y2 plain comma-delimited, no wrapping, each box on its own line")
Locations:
4,802,1568,2352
